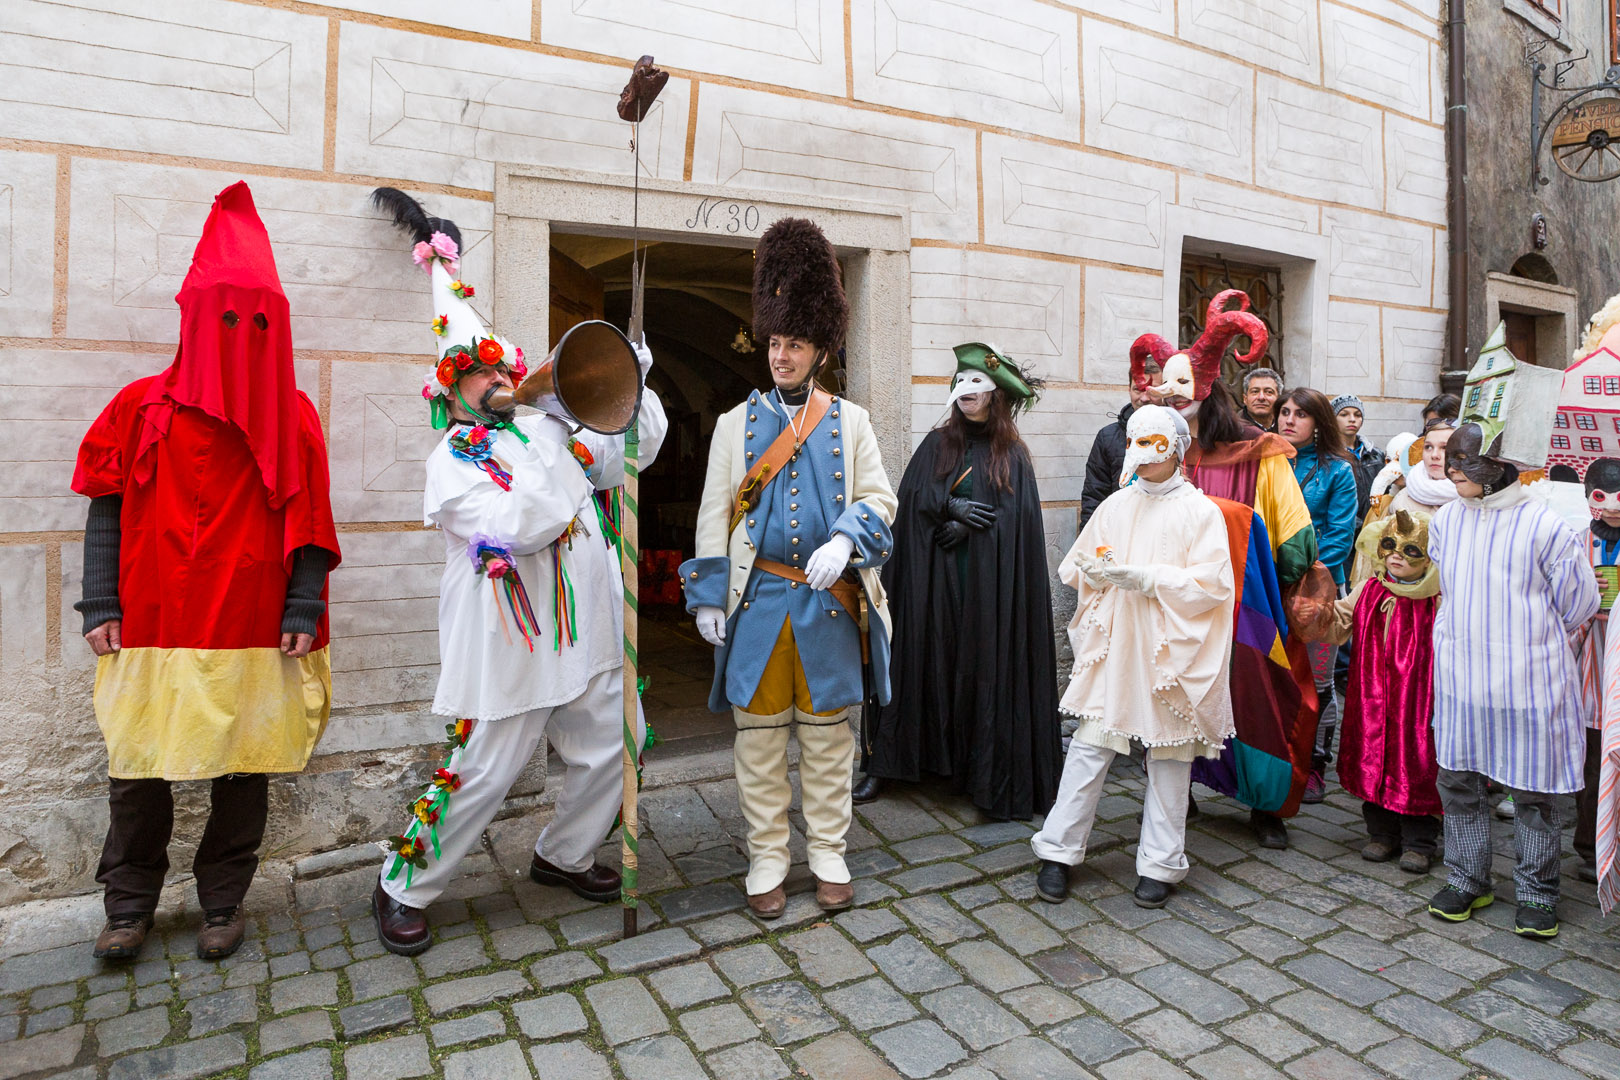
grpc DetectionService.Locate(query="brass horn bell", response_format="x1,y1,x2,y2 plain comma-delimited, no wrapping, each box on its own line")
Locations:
485,320,643,435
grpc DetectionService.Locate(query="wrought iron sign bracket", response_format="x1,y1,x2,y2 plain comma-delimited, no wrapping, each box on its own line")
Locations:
1529,41,1620,189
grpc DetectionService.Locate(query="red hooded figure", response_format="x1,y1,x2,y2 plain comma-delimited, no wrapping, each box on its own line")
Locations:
71,182,341,962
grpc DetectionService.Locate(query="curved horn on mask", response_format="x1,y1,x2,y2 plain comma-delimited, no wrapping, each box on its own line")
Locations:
1192,289,1270,373
1129,334,1176,392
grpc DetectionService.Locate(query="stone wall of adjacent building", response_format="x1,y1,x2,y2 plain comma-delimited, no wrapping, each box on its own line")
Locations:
1465,0,1620,366
0,0,1447,903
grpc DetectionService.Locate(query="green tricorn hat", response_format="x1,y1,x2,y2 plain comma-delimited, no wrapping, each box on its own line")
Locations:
948,342,1042,414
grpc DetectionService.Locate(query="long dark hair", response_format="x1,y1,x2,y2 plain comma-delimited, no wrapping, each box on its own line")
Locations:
1281,387,1355,483
1194,380,1253,450
935,389,1029,493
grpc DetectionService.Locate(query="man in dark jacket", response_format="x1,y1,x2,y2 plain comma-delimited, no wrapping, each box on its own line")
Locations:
1081,369,1160,528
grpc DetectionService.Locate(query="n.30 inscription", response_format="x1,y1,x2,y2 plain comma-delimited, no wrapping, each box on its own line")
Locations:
684,197,761,234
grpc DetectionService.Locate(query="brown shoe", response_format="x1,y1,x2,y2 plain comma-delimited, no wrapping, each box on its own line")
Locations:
815,878,854,912
373,882,431,956
747,885,787,919
196,907,246,961
530,853,621,903
93,914,154,961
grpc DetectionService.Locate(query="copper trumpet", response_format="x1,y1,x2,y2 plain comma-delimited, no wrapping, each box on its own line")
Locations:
485,320,643,435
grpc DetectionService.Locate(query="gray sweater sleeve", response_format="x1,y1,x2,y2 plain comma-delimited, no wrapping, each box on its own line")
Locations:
73,496,123,634
281,546,332,637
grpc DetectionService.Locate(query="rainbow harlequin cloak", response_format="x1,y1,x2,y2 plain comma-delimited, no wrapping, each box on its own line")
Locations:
1190,498,1319,815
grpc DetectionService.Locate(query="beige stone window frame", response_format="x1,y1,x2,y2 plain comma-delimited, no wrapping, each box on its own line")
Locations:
491,165,914,472
1484,271,1580,369
1159,205,1333,391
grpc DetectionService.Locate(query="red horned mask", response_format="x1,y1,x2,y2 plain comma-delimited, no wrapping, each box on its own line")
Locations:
1129,289,1269,404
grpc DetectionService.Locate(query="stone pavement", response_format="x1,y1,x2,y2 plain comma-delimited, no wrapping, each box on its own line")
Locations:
3,759,1619,1080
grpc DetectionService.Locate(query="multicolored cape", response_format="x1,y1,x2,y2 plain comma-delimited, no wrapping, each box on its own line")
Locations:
1190,498,1319,815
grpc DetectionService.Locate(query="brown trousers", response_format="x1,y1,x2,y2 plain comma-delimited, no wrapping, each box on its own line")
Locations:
97,774,269,917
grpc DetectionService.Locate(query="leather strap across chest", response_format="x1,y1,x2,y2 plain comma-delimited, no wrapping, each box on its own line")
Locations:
729,389,833,534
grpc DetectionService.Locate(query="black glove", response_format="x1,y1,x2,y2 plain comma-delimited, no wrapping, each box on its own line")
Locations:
934,521,970,550
946,497,996,530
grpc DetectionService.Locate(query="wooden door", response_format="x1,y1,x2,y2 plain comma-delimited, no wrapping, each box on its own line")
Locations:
550,247,604,348
1504,310,1538,365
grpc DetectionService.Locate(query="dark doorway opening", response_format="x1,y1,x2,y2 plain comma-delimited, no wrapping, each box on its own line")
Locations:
549,234,768,750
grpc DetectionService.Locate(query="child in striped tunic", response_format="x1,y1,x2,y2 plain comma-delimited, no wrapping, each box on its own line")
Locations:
1427,424,1600,939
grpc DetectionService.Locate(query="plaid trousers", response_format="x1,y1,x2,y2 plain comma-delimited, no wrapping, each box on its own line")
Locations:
1437,768,1562,907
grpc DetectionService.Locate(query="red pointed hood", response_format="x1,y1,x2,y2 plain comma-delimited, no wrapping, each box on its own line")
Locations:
134,182,303,508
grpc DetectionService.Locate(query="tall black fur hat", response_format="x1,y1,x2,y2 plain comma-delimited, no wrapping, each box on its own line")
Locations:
752,217,847,353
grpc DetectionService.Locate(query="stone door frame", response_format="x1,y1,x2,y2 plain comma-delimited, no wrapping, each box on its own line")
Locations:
492,164,915,471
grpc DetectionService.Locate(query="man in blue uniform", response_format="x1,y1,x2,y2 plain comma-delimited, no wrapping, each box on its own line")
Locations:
681,218,897,918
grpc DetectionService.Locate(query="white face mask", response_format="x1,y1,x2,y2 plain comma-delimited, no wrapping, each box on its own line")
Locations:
1121,405,1190,485
945,370,995,412
1149,352,1197,404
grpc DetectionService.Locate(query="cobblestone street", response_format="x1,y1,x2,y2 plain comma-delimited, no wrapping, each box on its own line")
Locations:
3,761,1618,1080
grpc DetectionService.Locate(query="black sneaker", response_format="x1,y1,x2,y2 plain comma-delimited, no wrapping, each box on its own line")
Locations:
1577,860,1598,884
1132,876,1172,909
1035,860,1069,904
1513,901,1559,938
1428,885,1493,922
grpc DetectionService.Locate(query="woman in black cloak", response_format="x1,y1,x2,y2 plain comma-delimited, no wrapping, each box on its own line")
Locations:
853,343,1060,820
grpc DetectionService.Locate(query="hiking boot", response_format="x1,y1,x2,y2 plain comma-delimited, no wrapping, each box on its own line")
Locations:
1399,850,1433,875
1035,860,1070,904
1513,901,1559,938
1428,885,1493,922
92,914,154,961
1301,772,1326,804
1132,876,1172,909
196,907,246,961
1361,840,1398,863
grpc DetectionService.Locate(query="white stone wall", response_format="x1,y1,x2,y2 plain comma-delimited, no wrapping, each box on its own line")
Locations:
0,0,1446,902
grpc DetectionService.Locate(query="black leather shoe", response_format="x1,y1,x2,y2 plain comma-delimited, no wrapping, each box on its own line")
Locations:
373,883,431,956
852,774,885,804
1035,860,1069,903
1133,876,1172,909
530,853,620,903
1250,810,1289,850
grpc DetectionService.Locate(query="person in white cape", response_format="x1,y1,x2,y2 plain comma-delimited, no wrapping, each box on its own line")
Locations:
1031,405,1236,909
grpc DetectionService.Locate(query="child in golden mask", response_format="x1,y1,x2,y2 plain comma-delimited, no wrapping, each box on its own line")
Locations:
1329,510,1443,873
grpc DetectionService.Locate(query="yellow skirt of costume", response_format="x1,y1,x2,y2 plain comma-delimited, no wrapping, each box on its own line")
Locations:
93,646,332,780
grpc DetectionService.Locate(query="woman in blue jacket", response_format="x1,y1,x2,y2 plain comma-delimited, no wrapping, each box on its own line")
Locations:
1278,387,1362,803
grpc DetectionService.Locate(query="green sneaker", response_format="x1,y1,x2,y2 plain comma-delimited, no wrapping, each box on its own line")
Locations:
1513,901,1559,938
1428,885,1494,922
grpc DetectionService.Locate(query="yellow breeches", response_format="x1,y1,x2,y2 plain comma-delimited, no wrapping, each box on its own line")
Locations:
744,620,844,719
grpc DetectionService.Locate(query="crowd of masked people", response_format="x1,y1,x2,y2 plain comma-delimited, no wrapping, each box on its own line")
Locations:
859,310,1611,940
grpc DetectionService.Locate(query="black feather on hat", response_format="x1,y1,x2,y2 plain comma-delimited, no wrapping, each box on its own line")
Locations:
752,217,847,353
371,187,463,254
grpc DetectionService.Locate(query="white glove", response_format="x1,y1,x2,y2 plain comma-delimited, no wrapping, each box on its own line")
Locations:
805,533,856,591
1100,563,1157,596
695,606,726,647
1074,553,1112,591
633,341,654,377
534,413,573,447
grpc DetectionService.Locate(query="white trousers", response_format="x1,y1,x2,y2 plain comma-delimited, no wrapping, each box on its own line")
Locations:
380,667,632,909
732,709,854,894
1030,740,1192,884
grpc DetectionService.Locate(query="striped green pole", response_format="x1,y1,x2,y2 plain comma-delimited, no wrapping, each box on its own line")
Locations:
620,419,640,939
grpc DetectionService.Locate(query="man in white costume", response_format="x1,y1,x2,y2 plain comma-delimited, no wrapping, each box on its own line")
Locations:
1031,405,1236,909
367,190,665,954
